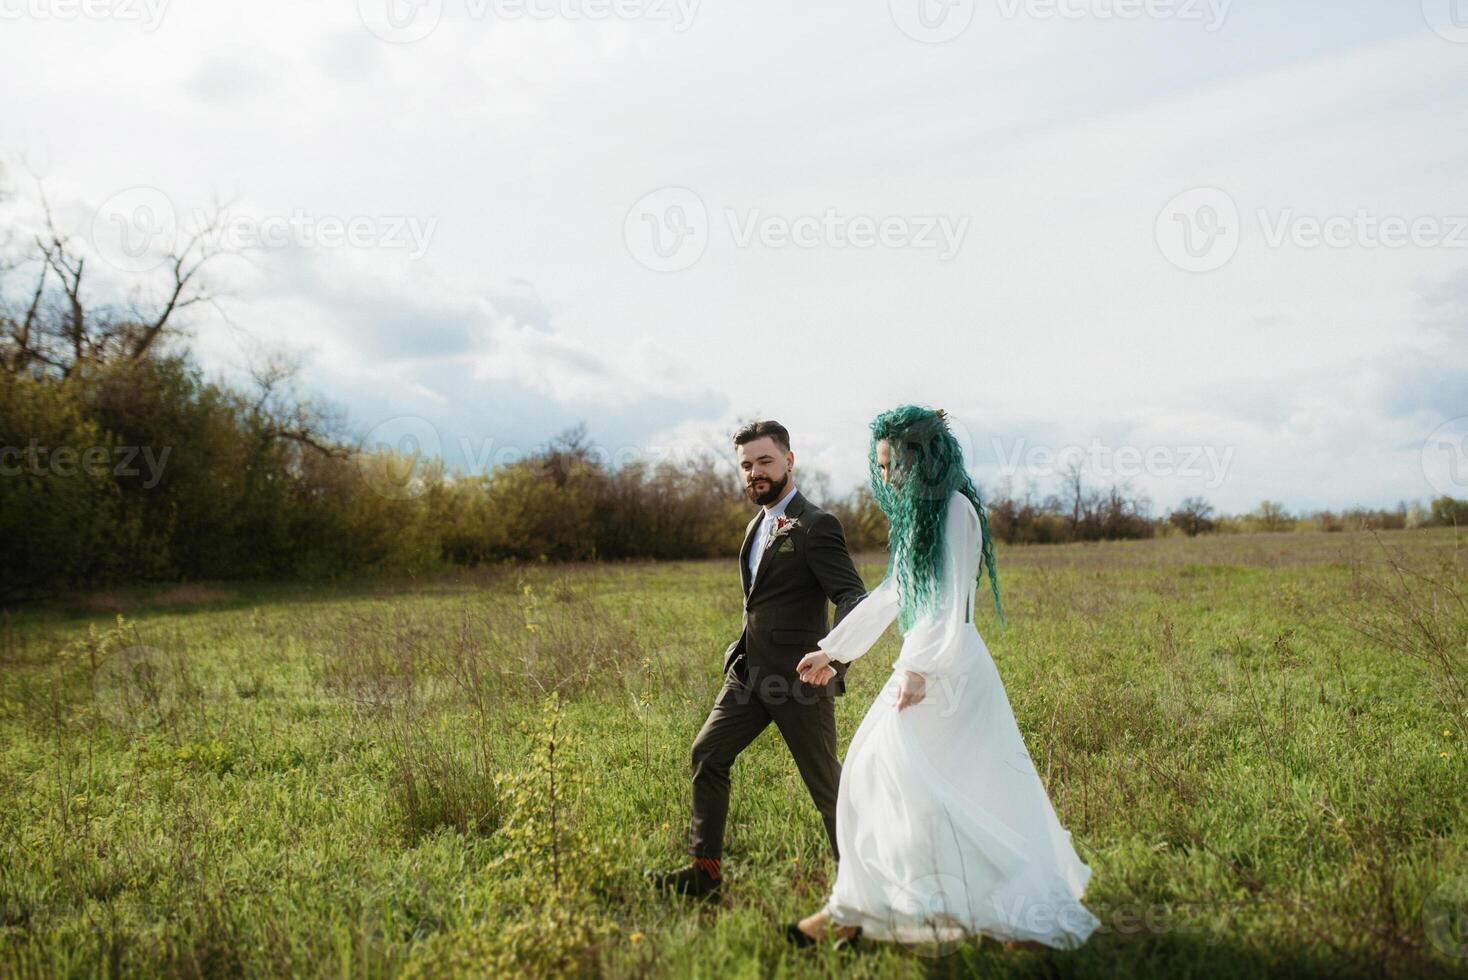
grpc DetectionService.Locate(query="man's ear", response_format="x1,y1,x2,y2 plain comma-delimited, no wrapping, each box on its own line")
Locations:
786,451,795,470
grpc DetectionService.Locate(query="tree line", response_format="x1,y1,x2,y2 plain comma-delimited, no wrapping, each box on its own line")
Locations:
3,172,1462,599
980,482,1464,546
0,347,771,599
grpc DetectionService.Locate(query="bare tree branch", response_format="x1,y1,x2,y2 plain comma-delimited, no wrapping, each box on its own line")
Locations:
1,175,231,378
245,351,350,461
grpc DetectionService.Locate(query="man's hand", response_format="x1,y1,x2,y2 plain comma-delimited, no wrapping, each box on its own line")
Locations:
896,670,926,711
796,650,836,686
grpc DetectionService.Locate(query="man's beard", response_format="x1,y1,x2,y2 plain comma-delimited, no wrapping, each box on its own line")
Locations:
745,471,789,507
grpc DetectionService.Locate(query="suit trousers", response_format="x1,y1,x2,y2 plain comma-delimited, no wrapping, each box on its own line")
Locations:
687,655,842,861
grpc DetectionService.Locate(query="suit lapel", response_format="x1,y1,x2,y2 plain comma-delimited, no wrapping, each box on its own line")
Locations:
747,491,806,601
739,511,761,596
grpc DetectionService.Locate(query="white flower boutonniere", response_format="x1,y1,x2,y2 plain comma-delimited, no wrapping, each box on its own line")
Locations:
770,516,801,540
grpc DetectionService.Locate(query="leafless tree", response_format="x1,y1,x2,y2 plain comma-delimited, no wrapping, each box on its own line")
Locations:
1,177,227,377
1061,457,1084,532
247,351,349,460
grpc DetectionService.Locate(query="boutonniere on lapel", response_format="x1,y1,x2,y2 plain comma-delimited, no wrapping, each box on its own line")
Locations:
770,516,800,553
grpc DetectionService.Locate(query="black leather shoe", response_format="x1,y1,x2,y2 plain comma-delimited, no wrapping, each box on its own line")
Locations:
644,862,721,899
785,922,818,948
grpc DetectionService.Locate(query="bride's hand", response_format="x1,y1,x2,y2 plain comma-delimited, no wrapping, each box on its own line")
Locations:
797,650,835,685
896,670,926,710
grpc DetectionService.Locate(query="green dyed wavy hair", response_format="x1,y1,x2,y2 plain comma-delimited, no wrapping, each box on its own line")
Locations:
868,405,1004,632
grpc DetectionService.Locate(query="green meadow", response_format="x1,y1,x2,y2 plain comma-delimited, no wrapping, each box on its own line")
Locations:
2,528,1465,978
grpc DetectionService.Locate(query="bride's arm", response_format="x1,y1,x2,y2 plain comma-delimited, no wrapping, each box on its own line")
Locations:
891,492,978,680
814,573,899,665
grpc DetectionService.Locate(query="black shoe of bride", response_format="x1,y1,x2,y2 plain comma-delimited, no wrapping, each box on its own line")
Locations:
784,922,819,948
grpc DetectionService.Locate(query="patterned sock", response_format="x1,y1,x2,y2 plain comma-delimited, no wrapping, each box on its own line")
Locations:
692,856,722,879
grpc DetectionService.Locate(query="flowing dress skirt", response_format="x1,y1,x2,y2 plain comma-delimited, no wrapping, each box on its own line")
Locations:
824,628,1099,949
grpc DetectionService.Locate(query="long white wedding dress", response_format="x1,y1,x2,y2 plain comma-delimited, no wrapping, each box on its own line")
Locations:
817,490,1100,949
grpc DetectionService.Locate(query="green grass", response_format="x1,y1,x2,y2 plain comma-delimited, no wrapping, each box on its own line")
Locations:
2,529,1466,978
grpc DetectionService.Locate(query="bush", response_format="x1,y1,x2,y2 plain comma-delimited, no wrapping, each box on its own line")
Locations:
1429,496,1468,528
1250,500,1294,533
1169,496,1217,537
0,374,120,597
402,695,620,978
1,357,755,594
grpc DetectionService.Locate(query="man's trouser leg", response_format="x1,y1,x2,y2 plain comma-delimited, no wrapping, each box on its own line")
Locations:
687,666,771,858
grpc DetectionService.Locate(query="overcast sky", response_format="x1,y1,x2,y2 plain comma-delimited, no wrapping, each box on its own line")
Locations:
3,0,1466,514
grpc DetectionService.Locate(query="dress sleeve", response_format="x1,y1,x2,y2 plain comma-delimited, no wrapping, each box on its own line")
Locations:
891,493,979,679
817,574,899,665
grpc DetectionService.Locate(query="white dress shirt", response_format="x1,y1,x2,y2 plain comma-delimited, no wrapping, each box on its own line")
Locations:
747,483,797,584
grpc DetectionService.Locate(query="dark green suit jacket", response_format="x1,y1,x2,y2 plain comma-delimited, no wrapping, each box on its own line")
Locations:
723,490,868,698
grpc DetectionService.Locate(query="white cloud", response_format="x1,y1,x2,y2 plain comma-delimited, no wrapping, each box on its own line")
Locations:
2,2,1463,512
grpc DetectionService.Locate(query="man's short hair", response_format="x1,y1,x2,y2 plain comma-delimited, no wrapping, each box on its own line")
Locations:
733,420,791,454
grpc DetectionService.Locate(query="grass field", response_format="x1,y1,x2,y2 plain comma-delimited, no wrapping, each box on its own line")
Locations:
2,529,1466,978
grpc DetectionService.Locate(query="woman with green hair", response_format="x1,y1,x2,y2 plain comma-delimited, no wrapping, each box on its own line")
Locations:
787,405,1098,953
